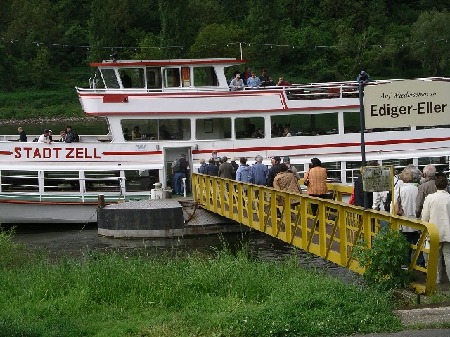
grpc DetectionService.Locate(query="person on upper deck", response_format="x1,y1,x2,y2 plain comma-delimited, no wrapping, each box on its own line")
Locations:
65,125,79,143
17,127,27,142
120,71,132,88
240,66,251,85
246,72,261,88
356,70,370,84
38,129,52,144
259,69,270,87
277,77,291,86
229,73,244,91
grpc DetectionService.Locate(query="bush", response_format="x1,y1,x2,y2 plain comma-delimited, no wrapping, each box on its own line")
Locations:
354,228,410,291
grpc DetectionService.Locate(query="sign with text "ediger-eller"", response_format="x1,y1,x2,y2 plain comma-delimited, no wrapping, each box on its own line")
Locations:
364,80,450,129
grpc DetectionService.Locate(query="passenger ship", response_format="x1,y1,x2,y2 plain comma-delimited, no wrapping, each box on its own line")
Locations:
0,57,449,223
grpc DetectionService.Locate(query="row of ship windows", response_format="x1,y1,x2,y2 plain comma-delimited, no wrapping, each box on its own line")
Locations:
121,114,450,141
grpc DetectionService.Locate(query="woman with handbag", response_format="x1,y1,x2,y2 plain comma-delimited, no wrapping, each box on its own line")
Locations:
304,158,328,217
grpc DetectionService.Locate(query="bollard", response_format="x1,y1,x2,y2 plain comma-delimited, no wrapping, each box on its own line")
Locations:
182,177,187,197
98,194,105,208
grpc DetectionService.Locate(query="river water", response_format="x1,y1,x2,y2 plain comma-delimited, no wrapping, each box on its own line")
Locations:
6,223,362,286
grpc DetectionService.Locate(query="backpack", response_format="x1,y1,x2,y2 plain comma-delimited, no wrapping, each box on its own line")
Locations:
172,159,181,172
72,133,79,142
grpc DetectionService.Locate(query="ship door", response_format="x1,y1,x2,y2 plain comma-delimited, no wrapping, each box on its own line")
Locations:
163,147,192,193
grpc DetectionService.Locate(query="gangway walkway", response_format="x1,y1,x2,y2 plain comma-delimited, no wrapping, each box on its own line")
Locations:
192,173,440,294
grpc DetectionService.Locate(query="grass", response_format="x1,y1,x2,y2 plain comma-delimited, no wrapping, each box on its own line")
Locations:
0,230,402,337
0,67,91,120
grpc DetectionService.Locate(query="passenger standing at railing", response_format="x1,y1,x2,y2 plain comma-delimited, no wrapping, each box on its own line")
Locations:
38,129,52,144
229,73,244,91
246,72,261,88
240,66,251,85
421,172,450,283
277,77,291,86
17,127,27,142
259,68,270,87
304,157,328,216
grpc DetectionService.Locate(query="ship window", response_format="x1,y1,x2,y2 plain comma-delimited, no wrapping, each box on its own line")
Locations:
121,119,191,141
124,170,159,191
101,68,120,89
0,170,38,192
193,67,218,86
195,118,231,140
271,113,338,137
146,67,162,89
44,171,80,192
344,111,413,133
163,67,181,87
119,68,145,88
84,171,121,192
235,117,264,139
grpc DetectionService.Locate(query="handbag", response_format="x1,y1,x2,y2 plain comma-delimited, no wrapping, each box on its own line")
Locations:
349,188,355,205
303,173,310,186
394,188,404,216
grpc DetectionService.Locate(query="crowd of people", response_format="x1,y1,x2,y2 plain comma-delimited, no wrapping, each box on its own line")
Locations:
351,161,450,281
16,126,79,143
229,67,289,91
196,152,329,201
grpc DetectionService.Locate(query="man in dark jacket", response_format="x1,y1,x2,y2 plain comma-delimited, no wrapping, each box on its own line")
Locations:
218,156,235,179
205,158,219,176
267,156,282,187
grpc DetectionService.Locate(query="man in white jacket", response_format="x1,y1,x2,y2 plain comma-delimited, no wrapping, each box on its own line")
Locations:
421,172,450,284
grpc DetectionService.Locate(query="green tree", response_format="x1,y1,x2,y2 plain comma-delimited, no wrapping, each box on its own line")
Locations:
31,46,52,89
411,10,450,75
188,24,246,60
158,0,190,58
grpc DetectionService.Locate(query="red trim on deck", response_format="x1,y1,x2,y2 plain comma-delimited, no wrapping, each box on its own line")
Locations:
103,95,129,103
193,136,450,154
102,151,161,156
90,59,247,67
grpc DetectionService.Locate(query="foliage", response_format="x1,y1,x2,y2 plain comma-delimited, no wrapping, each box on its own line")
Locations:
411,10,450,75
354,227,410,291
0,233,402,337
1,0,450,117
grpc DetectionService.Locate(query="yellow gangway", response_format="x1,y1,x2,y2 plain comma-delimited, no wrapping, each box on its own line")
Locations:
192,173,439,294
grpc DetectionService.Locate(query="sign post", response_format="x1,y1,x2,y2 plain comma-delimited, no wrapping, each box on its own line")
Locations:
358,82,367,208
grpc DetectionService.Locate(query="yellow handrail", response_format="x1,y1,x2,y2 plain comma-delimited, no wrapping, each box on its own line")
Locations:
192,173,439,294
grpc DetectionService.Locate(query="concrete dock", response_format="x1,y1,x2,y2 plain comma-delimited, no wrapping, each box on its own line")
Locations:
97,199,247,238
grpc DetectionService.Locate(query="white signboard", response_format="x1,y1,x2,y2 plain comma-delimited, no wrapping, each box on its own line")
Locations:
362,166,392,192
364,80,450,129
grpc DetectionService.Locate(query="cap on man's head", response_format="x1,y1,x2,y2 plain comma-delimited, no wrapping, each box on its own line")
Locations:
272,156,281,162
283,156,290,163
44,129,50,133
180,154,186,158
222,156,228,162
